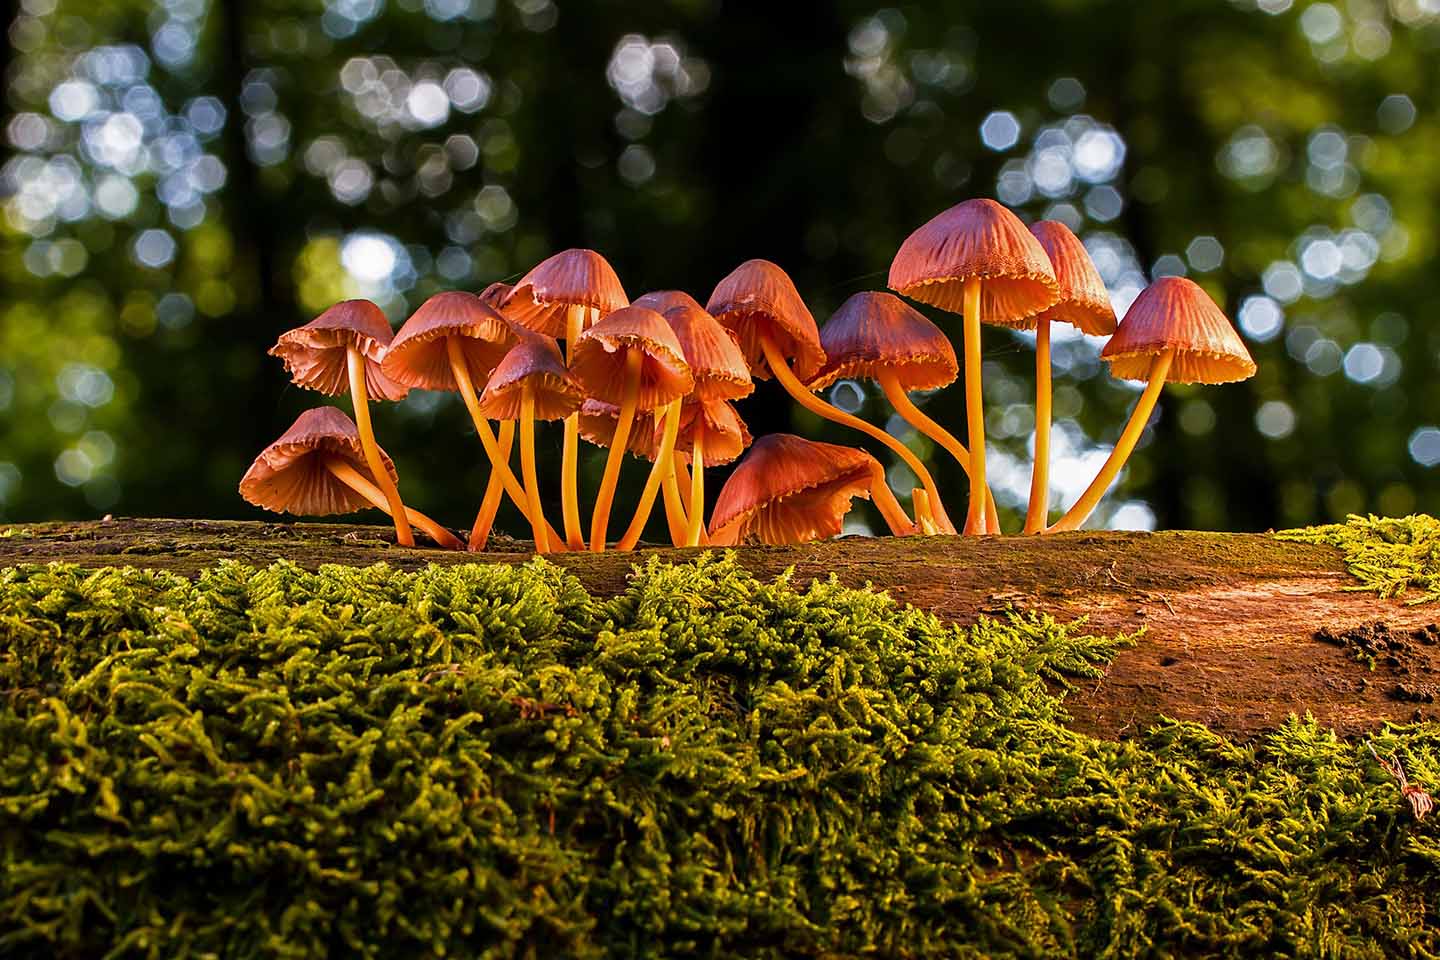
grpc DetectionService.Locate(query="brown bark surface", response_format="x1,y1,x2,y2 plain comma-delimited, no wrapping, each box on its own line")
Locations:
4,517,1435,741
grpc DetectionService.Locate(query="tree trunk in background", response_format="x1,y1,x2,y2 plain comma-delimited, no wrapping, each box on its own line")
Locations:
5,517,1434,741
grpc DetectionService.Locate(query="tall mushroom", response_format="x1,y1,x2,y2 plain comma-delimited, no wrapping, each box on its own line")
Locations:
889,199,1059,534
1049,276,1256,532
708,433,912,545
476,332,583,553
270,299,415,546
569,305,693,551
705,259,942,534
810,290,999,534
240,406,460,548
502,249,629,550
379,290,523,550
637,290,754,546
1021,221,1117,534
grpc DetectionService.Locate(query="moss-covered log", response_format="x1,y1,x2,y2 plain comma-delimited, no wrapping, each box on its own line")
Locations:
4,516,1439,740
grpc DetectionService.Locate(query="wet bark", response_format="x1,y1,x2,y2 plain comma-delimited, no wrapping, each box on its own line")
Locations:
4,517,1432,741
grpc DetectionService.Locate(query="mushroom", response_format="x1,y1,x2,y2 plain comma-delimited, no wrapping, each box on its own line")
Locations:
889,199,1059,534
502,249,629,550
476,332,583,553
1021,221,1117,534
673,399,752,545
1048,276,1257,532
705,259,944,534
569,306,693,551
708,433,913,545
380,290,531,550
578,399,679,544
638,290,754,546
240,406,460,548
269,299,415,546
810,290,999,534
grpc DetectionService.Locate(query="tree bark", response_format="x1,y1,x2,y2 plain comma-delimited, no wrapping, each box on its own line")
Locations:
3,518,1432,741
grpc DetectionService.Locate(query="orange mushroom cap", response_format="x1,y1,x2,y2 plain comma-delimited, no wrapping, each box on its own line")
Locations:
381,291,516,391
652,297,754,403
889,198,1059,324
476,332,583,421
1025,221,1117,336
501,248,629,338
672,398,752,466
570,305,694,411
632,289,705,315
269,299,408,401
705,259,826,382
1101,276,1257,384
809,291,958,393
577,398,661,459
239,406,397,516
478,281,513,309
708,433,877,545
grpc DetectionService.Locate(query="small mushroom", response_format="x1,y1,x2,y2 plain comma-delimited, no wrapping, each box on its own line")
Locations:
640,290,754,546
1048,276,1256,531
570,306,694,551
673,399,752,545
1021,221,1117,534
380,290,532,550
269,299,415,546
706,259,946,534
708,433,912,545
240,407,460,548
890,199,1059,534
477,333,583,553
502,249,629,550
810,291,998,534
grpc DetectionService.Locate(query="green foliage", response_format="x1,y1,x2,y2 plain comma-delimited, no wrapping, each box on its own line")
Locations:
1,553,1438,957
1278,513,1440,604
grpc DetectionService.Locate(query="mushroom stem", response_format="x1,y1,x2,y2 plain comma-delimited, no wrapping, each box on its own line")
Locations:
1024,318,1053,535
446,337,565,549
759,335,923,533
960,276,988,537
911,489,939,535
661,461,689,545
559,305,588,550
323,458,462,549
617,400,682,551
876,368,1001,535
346,347,414,547
1049,348,1174,533
685,425,705,547
590,348,644,551
867,463,916,536
467,419,514,551
519,385,551,553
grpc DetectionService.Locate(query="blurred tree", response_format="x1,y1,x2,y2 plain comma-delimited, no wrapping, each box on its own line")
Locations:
1,0,1437,534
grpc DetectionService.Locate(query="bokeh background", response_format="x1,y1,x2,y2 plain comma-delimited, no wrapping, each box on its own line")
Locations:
2,0,1437,536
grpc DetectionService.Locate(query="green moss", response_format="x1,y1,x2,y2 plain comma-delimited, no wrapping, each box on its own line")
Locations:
1,553,1438,958
1277,513,1440,604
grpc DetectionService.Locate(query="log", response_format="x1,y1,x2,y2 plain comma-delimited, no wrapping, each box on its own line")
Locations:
3,517,1434,740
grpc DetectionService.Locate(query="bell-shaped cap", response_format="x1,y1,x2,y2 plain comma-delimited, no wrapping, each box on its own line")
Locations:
708,433,877,545
809,291,958,392
382,291,516,391
570,306,694,411
889,198,1059,325
269,300,408,401
673,398,751,466
665,301,754,402
1101,277,1257,384
1025,221,1116,336
478,281,513,309
578,398,661,460
632,289,705,315
705,259,825,382
476,333,583,421
239,406,396,516
501,248,629,338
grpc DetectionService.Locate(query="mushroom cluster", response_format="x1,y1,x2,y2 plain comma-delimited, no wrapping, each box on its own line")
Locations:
242,199,1256,550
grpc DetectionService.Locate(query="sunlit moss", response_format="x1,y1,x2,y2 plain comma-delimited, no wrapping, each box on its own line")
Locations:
2,553,1438,957
1277,513,1440,604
